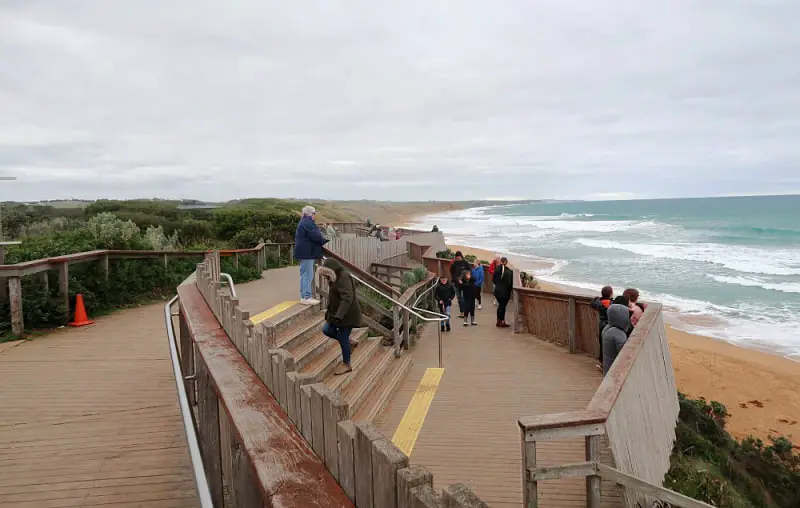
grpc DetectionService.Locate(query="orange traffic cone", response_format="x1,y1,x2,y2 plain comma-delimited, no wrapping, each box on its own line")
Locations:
69,294,95,327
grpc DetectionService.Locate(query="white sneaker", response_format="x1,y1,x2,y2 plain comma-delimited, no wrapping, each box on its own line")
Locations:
478,304,483,310
300,298,320,305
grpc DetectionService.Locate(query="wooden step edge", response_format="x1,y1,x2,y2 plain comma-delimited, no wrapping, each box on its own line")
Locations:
354,356,413,422
344,349,396,418
266,303,320,332
324,336,382,392
276,314,327,350
302,328,371,381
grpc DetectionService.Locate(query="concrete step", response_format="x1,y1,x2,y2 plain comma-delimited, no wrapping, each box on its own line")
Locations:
276,312,326,351
299,328,370,382
353,355,413,422
323,336,383,394
342,348,397,419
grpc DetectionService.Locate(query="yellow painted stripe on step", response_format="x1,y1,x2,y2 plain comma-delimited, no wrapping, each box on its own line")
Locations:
250,301,298,325
391,368,444,457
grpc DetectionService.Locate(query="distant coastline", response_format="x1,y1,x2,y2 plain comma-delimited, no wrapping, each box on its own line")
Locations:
397,205,800,442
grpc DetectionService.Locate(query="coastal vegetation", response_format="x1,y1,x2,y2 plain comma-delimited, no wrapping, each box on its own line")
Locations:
667,393,800,507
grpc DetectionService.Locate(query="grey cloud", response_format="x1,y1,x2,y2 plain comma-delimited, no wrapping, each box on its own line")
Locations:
1,1,800,202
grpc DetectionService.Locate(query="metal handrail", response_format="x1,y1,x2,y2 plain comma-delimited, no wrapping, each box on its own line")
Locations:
164,296,214,507
220,272,237,297
344,270,449,367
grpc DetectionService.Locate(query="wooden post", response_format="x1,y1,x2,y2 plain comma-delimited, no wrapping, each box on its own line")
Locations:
585,435,601,508
522,428,538,508
354,422,386,508
101,254,109,280
39,271,49,293
233,252,239,269
179,314,196,406
392,304,400,347
231,435,263,506
310,383,330,460
512,289,521,333
9,276,23,337
277,244,282,266
568,297,577,354
338,421,357,502
163,253,169,268
372,439,410,508
323,391,350,480
442,484,489,507
402,309,410,350
397,466,434,508
58,262,69,321
197,358,224,507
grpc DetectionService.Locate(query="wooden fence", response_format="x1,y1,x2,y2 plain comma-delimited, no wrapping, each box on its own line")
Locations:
0,242,292,337
183,251,488,507
326,236,409,271
517,301,686,508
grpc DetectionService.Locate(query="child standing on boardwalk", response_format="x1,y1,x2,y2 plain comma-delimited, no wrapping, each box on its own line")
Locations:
471,260,485,310
458,270,479,326
434,276,455,332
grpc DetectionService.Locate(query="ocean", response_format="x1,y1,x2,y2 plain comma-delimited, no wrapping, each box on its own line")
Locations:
411,195,800,358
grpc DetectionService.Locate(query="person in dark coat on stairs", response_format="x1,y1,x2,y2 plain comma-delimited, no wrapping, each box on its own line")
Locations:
493,257,514,328
318,258,361,375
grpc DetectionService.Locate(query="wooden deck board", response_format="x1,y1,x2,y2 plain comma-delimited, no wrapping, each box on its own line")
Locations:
375,303,622,507
0,304,199,507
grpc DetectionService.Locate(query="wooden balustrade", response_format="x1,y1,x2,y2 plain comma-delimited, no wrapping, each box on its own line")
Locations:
517,302,683,508
184,251,488,507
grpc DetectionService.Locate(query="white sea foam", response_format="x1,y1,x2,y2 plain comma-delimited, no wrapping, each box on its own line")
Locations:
709,275,800,294
575,238,800,276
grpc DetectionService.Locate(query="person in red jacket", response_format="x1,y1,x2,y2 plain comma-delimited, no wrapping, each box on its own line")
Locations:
488,257,501,305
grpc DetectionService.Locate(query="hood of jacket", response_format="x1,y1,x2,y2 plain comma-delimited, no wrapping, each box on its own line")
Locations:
318,258,344,283
607,303,631,330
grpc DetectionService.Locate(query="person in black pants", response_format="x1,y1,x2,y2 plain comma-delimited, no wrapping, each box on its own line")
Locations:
434,276,455,332
590,286,614,367
457,271,479,326
449,251,472,318
492,257,513,328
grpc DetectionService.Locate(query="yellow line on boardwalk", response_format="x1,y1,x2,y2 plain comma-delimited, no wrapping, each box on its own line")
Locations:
250,301,298,325
391,368,444,457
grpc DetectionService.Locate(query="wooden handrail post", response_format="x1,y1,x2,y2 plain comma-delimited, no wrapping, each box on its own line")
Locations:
402,308,410,350
9,276,23,337
521,427,538,507
568,297,577,354
58,262,69,323
585,435,601,508
101,253,109,281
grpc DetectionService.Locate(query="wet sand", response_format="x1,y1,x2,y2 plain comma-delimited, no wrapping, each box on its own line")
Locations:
447,243,800,442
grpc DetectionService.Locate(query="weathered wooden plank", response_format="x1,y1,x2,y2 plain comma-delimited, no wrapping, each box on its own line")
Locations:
412,485,443,508
231,434,263,507
300,384,314,444
8,277,23,337
58,262,69,322
397,466,433,508
441,484,489,508
286,372,299,424
568,296,577,354
586,435,602,508
371,439,409,508
294,373,316,435
597,464,713,508
528,461,596,481
310,383,331,461
337,421,357,502
323,391,350,480
196,357,223,507
354,422,386,508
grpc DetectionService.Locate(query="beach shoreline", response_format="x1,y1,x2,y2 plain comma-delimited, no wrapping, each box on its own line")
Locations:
444,241,800,442
394,208,799,441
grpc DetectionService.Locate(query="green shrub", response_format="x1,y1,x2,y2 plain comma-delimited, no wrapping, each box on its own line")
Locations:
435,249,454,259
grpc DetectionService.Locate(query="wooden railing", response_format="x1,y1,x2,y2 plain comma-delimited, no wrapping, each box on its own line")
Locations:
517,301,685,508
369,262,414,290
326,236,409,271
184,251,488,507
1,242,292,337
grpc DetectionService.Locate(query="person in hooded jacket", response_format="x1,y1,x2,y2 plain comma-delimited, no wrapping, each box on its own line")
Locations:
590,285,614,364
602,303,631,375
318,258,362,375
449,251,472,317
434,276,455,332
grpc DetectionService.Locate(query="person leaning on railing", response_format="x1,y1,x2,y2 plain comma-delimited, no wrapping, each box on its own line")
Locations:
294,206,328,305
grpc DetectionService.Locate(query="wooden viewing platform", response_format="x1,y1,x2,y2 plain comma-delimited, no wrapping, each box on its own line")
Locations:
0,236,686,508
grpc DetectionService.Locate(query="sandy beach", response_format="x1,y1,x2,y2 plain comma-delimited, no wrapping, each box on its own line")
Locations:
447,243,800,442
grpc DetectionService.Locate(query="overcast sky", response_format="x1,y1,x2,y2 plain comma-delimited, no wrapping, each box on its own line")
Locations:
1,1,799,202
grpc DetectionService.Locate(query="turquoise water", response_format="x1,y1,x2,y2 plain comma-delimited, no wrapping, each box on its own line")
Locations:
413,195,800,356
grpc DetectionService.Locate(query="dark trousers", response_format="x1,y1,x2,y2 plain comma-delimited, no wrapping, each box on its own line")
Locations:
496,298,509,323
455,287,465,313
598,321,606,362
463,298,476,320
322,322,352,365
475,291,482,306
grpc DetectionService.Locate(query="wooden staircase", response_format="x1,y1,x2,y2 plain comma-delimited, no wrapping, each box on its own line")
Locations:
266,302,413,422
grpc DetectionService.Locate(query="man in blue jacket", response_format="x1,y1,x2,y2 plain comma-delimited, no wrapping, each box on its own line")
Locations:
294,206,328,304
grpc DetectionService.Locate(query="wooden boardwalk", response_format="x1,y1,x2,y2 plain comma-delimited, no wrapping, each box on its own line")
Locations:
0,304,198,508
375,303,622,507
